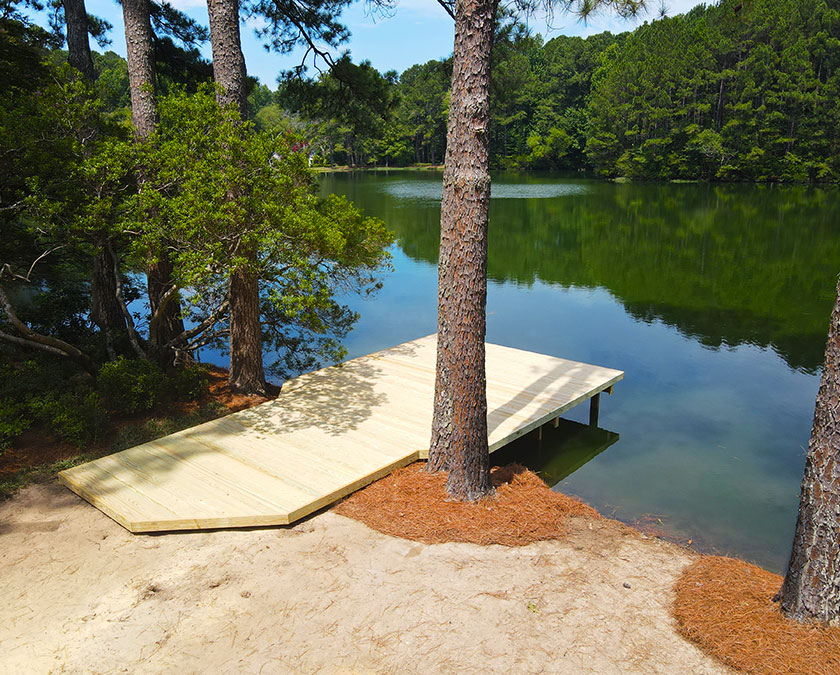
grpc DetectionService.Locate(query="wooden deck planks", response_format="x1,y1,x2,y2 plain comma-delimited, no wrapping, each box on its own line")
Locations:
58,334,623,532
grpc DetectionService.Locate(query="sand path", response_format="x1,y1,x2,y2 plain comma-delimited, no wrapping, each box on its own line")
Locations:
0,482,728,674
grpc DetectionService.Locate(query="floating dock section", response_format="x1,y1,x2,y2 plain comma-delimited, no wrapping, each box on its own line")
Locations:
59,335,623,533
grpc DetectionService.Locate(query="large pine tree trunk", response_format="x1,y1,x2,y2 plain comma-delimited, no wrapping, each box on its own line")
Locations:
779,277,840,625
207,0,248,119
228,266,266,394
207,0,266,394
427,0,498,501
62,0,95,80
123,0,185,365
122,0,157,138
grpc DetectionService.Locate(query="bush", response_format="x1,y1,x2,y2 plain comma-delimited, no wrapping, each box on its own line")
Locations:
97,357,168,415
171,363,211,400
31,389,108,447
0,398,32,451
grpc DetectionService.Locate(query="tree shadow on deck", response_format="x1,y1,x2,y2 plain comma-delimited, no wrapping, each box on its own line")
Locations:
486,357,592,437
54,340,425,520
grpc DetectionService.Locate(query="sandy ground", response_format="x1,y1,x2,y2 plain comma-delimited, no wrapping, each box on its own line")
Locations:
1,481,729,674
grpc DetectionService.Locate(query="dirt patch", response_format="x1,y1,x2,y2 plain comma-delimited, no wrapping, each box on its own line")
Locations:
674,556,840,675
0,480,727,673
334,462,598,546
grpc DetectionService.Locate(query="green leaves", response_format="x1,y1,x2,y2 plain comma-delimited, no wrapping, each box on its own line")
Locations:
132,86,394,374
586,0,840,182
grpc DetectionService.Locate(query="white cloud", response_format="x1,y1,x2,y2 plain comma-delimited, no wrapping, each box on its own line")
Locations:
163,0,207,10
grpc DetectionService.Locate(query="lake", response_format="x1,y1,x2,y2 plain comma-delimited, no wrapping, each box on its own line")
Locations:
311,170,840,573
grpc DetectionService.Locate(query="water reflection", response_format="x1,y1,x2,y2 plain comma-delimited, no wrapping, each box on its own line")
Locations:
492,418,620,484
383,178,588,202
319,171,840,572
362,175,840,374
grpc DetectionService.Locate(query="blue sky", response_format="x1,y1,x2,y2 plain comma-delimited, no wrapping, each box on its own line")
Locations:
31,0,708,88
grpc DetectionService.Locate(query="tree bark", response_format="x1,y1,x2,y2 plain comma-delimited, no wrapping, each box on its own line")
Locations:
122,0,158,139
207,0,266,394
90,238,127,358
62,0,95,81
228,265,266,394
207,0,248,120
122,0,185,365
147,258,185,363
427,0,497,501
778,277,840,625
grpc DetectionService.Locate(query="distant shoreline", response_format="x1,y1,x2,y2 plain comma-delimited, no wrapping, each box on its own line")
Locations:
314,164,444,173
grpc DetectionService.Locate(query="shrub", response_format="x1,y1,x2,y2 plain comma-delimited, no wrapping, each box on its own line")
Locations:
0,398,32,451
171,363,211,400
31,390,108,447
112,402,225,451
97,357,168,414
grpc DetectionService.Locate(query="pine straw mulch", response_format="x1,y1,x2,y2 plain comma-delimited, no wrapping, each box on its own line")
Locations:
673,556,840,675
333,461,598,546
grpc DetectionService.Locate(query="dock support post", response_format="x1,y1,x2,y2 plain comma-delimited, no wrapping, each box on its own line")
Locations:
589,393,601,427
537,425,543,441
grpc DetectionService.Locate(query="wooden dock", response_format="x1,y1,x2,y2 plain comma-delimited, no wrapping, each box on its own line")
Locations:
59,335,623,533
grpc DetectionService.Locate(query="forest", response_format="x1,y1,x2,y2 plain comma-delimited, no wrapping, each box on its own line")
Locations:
281,0,840,182
0,0,393,470
3,0,839,464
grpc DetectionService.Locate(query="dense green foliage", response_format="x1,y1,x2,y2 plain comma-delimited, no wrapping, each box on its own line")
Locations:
0,12,393,453
588,0,840,181
133,86,394,376
279,0,839,182
0,355,211,448
97,357,170,414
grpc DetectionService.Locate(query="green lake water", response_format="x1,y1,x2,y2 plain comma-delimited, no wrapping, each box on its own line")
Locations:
315,170,840,573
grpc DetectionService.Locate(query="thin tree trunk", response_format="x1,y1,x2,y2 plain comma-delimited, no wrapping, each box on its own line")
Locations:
123,0,185,365
62,0,95,80
148,258,185,363
778,277,840,625
207,0,266,394
427,0,497,501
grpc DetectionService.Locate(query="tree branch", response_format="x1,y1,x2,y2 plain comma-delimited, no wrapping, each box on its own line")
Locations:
435,0,456,20
148,282,181,346
164,299,230,349
108,241,147,359
0,283,98,375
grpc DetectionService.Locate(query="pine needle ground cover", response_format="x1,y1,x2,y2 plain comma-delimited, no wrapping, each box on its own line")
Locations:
674,556,840,675
333,462,598,546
